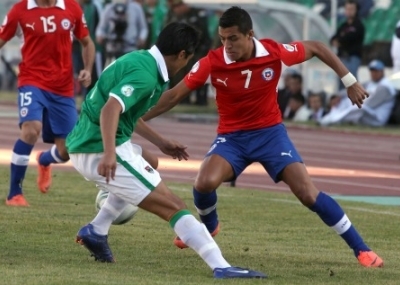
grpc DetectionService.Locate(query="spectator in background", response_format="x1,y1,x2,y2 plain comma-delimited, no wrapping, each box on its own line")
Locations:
391,20,400,73
277,69,300,117
280,72,304,119
330,0,365,90
165,0,212,105
284,93,310,122
142,0,168,49
307,91,328,122
318,0,373,21
320,60,397,127
73,0,104,97
96,0,148,62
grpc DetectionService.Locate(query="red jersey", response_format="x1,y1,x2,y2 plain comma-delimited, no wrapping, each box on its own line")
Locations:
0,0,89,97
184,39,306,134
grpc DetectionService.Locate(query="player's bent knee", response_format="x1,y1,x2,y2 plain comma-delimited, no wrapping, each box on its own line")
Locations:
194,177,220,193
138,189,187,221
291,183,318,207
20,128,40,144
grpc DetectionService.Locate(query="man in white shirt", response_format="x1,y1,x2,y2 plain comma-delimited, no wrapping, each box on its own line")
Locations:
320,60,397,127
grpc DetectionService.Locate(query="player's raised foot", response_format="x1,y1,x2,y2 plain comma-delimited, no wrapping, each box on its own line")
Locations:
5,194,30,207
174,222,220,249
36,152,52,193
357,251,384,268
213,267,267,279
75,224,115,263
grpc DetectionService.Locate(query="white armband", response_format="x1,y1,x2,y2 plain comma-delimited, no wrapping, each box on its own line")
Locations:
341,72,357,88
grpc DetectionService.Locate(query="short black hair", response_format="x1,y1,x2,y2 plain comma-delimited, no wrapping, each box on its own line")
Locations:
290,93,305,105
345,0,360,12
219,6,253,35
156,22,200,57
290,73,303,84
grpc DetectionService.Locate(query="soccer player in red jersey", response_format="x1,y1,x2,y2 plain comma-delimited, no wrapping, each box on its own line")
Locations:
142,6,383,268
0,0,95,206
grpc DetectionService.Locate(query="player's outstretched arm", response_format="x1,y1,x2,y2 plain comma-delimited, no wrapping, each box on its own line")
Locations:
136,118,167,145
302,41,349,78
141,80,192,121
135,118,189,161
301,40,368,108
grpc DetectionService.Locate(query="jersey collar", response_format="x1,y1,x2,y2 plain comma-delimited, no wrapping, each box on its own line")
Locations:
149,45,169,82
27,0,66,10
223,38,269,64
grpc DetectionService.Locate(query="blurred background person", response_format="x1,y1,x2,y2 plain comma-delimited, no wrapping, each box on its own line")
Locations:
165,0,212,105
391,19,400,73
320,60,397,127
307,91,328,122
318,0,373,21
142,0,168,49
277,69,301,117
280,72,304,119
330,0,364,90
96,0,148,62
283,93,310,122
73,0,104,99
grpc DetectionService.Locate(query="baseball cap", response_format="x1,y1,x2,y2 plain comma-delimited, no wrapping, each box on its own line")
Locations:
368,60,385,71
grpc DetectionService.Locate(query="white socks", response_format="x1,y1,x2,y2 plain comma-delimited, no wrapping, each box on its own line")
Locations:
173,214,230,270
91,192,128,235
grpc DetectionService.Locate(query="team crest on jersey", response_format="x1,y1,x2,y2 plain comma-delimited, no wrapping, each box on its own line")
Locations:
145,166,154,173
283,44,297,52
61,19,71,30
20,107,28,117
262,68,274,81
121,85,134,97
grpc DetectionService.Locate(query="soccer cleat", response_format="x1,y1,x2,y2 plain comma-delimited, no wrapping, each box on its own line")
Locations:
213,266,267,279
5,194,30,207
75,224,115,263
357,251,384,268
36,152,52,193
174,222,220,249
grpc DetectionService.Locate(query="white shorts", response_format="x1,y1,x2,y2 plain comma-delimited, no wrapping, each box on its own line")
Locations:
69,141,162,205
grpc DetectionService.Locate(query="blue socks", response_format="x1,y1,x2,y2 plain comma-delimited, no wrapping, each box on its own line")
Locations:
193,188,369,256
310,192,370,256
9,139,34,199
9,142,67,199
193,188,219,233
39,145,66,166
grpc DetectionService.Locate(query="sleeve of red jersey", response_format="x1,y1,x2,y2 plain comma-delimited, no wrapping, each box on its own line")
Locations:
183,56,211,90
72,4,89,40
279,42,306,66
0,5,19,42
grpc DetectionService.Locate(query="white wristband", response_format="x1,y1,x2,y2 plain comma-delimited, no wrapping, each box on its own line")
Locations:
341,72,357,88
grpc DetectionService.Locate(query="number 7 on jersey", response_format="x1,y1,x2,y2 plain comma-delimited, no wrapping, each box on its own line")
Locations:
241,69,252,89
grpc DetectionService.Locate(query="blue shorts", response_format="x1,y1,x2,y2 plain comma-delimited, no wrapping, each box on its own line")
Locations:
18,85,77,143
206,123,303,183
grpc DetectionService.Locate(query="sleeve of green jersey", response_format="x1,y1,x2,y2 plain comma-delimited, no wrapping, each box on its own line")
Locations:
109,72,156,113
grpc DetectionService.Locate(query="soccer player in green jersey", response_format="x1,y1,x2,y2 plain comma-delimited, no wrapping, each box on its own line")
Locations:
66,22,266,279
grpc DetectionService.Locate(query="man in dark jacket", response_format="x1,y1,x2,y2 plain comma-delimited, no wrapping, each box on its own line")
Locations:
165,0,212,105
330,0,365,90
